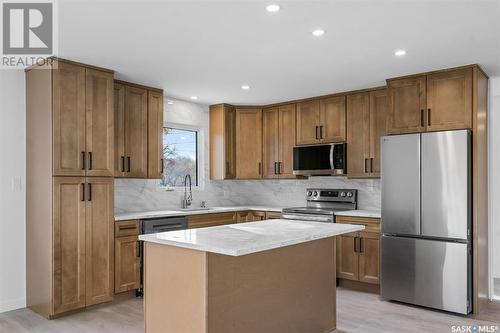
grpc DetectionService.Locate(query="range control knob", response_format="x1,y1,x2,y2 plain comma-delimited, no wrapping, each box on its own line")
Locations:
313,191,318,197
340,192,346,197
347,192,353,198
307,191,313,197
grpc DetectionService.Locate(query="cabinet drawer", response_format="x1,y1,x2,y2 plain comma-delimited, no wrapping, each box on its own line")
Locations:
187,212,236,229
265,211,282,220
336,216,380,233
115,220,139,237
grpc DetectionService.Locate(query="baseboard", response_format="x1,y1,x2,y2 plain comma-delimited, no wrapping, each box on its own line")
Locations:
338,279,380,294
0,297,26,313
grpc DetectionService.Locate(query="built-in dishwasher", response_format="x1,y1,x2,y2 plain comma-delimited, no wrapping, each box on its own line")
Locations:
137,216,188,297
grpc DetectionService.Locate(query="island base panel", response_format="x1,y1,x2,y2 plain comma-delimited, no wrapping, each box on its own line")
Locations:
144,238,336,333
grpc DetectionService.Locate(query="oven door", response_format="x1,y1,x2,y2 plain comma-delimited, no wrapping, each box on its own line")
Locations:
281,212,334,223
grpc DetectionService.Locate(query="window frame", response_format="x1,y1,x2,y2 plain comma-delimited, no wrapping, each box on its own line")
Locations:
161,123,201,188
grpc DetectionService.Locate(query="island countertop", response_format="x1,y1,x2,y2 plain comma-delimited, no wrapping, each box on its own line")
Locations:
139,219,365,256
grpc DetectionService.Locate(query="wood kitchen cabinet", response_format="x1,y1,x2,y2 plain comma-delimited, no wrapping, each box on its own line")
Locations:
187,212,236,228
387,67,472,134
296,96,346,145
346,89,387,178
26,59,116,319
210,104,236,179
262,104,296,179
236,211,268,222
115,80,163,179
236,108,263,179
336,216,380,285
114,220,140,294
52,61,114,177
147,90,164,179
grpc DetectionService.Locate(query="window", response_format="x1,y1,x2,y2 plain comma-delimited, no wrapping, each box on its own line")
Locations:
161,127,198,187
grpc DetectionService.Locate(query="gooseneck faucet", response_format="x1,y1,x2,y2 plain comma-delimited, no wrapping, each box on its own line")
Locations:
181,174,192,208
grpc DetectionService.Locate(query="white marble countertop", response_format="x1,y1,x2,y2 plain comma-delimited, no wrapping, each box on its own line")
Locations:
139,219,365,256
335,209,381,219
115,206,283,221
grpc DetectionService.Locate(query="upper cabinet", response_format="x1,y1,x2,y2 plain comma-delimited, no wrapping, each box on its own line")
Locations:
147,90,164,179
346,89,387,179
114,80,164,179
387,67,472,134
236,108,262,179
263,104,296,178
52,61,114,177
209,104,236,180
296,96,346,145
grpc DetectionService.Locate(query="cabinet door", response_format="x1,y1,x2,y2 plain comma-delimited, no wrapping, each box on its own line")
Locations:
124,86,148,178
369,89,387,177
336,233,359,281
265,211,282,220
358,232,380,284
347,93,370,178
85,177,114,306
85,69,114,177
278,104,296,178
224,105,237,179
52,61,86,176
52,177,86,315
236,108,262,179
296,100,320,145
426,68,472,131
114,236,140,293
236,211,252,223
262,107,279,179
114,83,126,177
386,76,426,134
147,90,164,179
250,211,267,221
320,96,346,143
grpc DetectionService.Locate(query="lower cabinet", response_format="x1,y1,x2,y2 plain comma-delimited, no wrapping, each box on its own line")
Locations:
336,216,380,285
114,220,140,294
236,210,267,223
187,212,236,228
265,211,282,219
52,176,114,315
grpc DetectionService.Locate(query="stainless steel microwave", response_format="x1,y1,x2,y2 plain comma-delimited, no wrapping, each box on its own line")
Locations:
293,143,346,176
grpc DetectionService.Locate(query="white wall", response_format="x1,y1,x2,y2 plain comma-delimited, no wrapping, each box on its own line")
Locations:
0,70,26,312
489,76,500,298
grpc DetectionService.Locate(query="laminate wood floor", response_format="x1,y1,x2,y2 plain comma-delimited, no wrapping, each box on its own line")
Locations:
1,288,498,333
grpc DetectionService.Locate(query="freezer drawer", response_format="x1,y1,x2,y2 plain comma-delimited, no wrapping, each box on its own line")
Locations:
381,134,421,236
380,235,471,314
421,130,470,240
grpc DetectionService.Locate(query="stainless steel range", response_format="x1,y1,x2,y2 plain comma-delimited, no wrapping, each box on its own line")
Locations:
282,189,357,223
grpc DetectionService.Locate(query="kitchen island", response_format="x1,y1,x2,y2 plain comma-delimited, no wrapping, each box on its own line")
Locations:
139,219,364,333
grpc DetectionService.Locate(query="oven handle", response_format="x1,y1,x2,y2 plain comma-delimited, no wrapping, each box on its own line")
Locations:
282,213,333,223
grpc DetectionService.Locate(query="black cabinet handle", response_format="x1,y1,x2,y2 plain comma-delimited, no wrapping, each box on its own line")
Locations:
364,158,368,173
274,162,278,175
161,159,164,174
360,238,365,253
81,152,86,170
370,158,374,173
81,183,85,201
278,162,282,175
121,156,125,172
88,152,92,170
315,126,319,140
258,162,262,176
420,109,424,127
320,125,324,139
87,183,92,201
427,108,431,126
127,156,131,172
354,237,358,253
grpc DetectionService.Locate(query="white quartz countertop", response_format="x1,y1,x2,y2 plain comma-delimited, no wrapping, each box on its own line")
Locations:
139,219,365,256
335,209,381,219
115,206,283,221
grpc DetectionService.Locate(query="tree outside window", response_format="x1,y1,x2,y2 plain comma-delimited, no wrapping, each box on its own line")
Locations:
161,127,198,187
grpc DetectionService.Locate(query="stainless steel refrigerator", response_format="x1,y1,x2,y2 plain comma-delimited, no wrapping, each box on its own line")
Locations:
380,130,472,314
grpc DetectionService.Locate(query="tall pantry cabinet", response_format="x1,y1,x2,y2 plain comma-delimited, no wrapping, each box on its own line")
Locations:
26,59,115,318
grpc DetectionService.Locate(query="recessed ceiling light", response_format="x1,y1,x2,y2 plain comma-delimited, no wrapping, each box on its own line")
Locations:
395,49,407,57
190,96,198,100
312,29,325,37
167,100,174,105
266,4,280,12
241,84,251,90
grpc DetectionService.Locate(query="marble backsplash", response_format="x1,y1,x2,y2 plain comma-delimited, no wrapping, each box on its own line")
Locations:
115,177,381,213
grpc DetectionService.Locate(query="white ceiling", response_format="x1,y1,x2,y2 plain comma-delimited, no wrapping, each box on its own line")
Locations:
59,0,500,105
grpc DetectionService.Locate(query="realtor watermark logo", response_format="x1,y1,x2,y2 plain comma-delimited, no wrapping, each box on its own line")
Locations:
451,325,499,332
1,0,57,69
